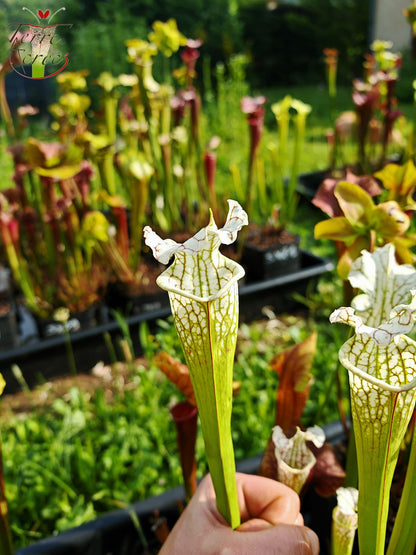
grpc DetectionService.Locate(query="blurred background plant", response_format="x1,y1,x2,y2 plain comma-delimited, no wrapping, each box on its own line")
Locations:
268,95,312,228
235,93,312,233
327,40,409,176
313,159,416,304
1,139,110,323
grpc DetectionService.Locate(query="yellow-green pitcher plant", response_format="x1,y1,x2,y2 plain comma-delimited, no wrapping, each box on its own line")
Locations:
330,243,416,554
144,199,248,528
331,486,358,555
271,425,325,494
385,414,416,554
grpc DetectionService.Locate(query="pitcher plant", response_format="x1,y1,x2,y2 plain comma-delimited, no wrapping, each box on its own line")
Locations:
144,199,248,528
330,244,416,554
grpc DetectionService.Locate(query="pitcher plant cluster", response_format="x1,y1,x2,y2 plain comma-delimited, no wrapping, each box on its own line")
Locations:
239,93,312,229
325,40,407,176
1,139,110,319
0,16,315,317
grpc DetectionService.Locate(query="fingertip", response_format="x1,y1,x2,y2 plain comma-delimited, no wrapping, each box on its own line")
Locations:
295,513,304,526
305,527,320,555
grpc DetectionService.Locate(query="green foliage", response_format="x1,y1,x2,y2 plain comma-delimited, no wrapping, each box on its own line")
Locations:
2,366,189,547
66,13,148,82
64,0,242,71
204,54,250,140
1,304,344,547
0,9,10,56
148,0,243,65
36,0,371,89
238,2,318,87
238,0,370,87
395,48,416,103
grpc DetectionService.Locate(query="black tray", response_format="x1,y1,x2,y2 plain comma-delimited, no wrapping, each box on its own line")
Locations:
0,251,334,394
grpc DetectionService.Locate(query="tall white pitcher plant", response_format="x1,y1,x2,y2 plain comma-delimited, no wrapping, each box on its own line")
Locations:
144,200,248,528
330,244,416,554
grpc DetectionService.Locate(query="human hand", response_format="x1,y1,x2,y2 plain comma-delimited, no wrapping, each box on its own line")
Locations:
159,472,319,554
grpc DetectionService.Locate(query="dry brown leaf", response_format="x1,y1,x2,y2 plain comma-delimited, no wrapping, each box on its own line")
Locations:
270,330,317,435
153,351,196,406
258,435,278,480
308,442,346,497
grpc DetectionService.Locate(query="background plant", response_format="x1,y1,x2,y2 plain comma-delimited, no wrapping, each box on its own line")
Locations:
1,140,110,320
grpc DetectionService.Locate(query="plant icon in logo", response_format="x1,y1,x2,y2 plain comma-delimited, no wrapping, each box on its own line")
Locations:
37,9,51,19
8,7,72,79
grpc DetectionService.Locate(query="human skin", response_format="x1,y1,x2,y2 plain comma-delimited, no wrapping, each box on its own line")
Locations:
159,472,320,554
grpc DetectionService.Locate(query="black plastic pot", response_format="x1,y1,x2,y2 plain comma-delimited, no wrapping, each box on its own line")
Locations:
35,305,103,339
105,285,170,317
297,169,333,200
0,251,334,394
0,301,19,351
15,422,345,555
239,250,333,321
241,233,301,282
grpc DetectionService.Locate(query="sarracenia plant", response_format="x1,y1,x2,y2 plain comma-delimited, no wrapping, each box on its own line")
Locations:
352,40,402,174
144,199,248,528
314,179,414,281
269,96,312,228
240,95,267,223
323,48,339,117
330,244,416,554
331,487,358,555
1,141,110,319
153,351,198,502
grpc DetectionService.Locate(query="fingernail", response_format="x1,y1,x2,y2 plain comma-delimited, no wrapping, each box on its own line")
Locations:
306,528,320,554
